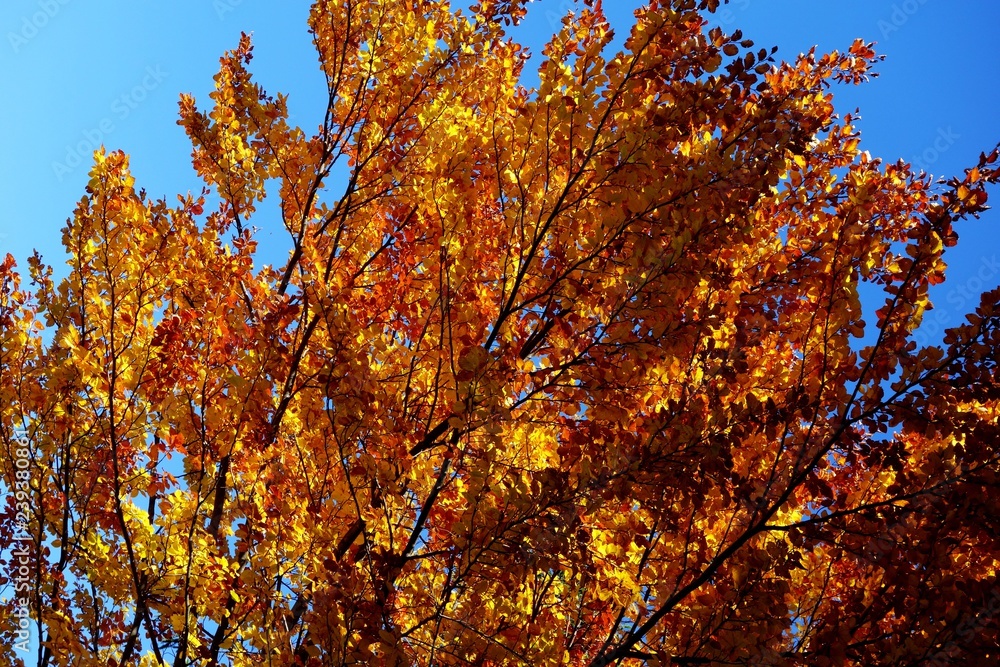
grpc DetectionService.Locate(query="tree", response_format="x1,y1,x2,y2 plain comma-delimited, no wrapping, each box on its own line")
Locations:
2,0,999,665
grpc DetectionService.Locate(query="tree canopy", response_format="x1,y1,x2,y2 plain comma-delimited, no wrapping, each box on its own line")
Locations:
2,1,1000,665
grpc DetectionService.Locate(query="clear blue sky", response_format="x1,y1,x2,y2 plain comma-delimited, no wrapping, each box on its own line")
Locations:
0,0,998,325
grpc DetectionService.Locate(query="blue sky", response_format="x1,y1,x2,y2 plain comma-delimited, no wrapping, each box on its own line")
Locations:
1,1,998,349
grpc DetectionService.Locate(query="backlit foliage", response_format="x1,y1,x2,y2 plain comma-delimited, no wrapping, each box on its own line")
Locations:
2,0,1000,665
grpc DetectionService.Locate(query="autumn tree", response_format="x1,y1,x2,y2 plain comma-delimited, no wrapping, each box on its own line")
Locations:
3,0,1000,665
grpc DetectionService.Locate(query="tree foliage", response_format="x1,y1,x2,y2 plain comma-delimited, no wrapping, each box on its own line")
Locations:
2,1,1000,665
